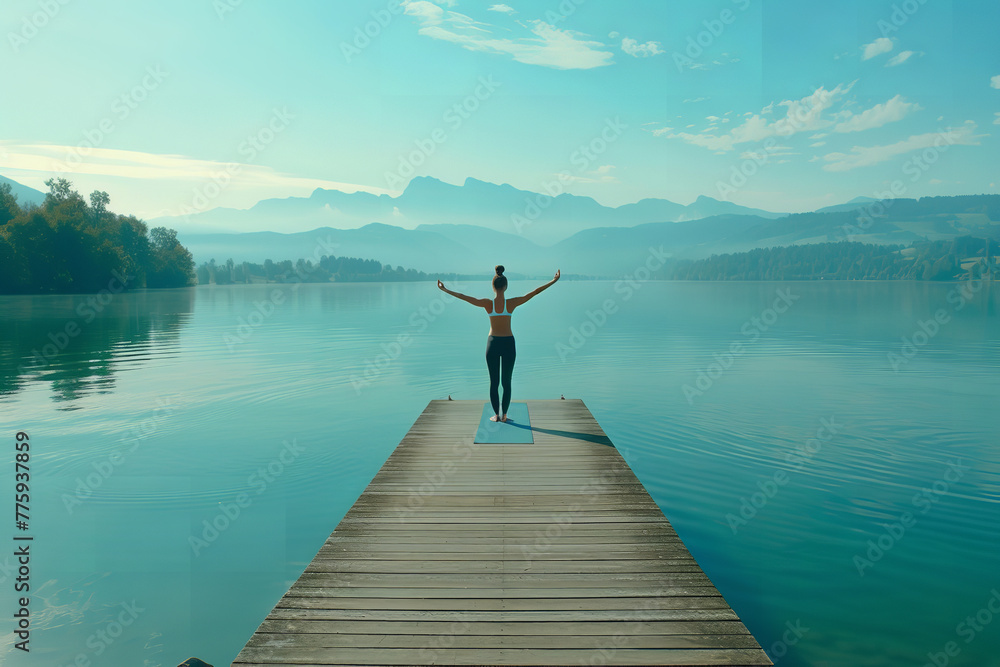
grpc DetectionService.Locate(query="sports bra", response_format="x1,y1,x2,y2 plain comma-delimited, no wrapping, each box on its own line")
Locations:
488,299,513,317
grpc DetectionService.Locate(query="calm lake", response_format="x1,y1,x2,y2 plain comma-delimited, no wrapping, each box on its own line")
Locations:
1,280,998,666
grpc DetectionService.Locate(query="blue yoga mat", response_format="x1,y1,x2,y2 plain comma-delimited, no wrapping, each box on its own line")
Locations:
474,402,533,443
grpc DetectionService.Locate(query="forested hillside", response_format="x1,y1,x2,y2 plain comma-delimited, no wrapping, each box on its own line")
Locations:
0,179,195,294
668,238,998,281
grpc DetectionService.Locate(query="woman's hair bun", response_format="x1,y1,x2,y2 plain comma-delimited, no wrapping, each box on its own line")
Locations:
495,265,505,275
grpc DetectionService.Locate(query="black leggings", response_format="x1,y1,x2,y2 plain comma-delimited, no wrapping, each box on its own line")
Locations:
485,335,516,415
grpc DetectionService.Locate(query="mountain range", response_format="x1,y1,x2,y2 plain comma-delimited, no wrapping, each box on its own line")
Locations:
151,176,787,245
173,195,1000,278
0,175,45,207
4,173,998,278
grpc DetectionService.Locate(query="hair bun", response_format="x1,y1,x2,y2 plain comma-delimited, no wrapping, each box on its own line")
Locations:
495,265,505,275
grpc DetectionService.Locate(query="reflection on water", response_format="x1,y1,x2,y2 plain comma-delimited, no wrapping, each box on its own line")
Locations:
0,281,997,666
0,288,194,406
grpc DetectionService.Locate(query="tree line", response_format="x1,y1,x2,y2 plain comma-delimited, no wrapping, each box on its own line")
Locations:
667,238,998,281
0,179,195,294
197,255,434,284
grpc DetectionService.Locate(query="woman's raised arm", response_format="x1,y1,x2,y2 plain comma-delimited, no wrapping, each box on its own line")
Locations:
438,280,489,308
510,270,559,307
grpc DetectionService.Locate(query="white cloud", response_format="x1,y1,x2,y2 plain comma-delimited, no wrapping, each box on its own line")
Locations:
0,142,391,219
402,1,613,70
811,141,826,147
994,112,1000,125
621,37,663,58
0,143,389,193
886,50,917,67
822,121,982,171
608,31,619,39
487,4,515,14
683,97,709,104
992,75,1000,89
562,164,618,184
656,83,855,152
862,37,894,60
834,95,919,133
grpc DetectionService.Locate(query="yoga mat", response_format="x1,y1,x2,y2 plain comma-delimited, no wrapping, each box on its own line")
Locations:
474,402,533,444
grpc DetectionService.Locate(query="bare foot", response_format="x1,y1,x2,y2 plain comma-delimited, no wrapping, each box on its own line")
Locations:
501,414,508,422
490,415,501,422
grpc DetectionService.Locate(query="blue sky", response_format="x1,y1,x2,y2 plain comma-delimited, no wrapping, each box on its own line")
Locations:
1,0,998,225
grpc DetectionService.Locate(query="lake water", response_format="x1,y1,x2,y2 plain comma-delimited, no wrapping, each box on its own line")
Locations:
1,280,998,666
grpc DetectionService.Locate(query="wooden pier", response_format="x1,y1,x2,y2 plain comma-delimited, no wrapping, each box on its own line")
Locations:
234,399,771,666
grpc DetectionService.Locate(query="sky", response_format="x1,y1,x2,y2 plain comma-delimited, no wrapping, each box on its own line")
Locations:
1,0,999,224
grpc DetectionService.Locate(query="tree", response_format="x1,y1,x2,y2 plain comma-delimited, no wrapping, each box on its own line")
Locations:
147,227,195,288
44,178,76,207
90,190,110,223
0,183,20,226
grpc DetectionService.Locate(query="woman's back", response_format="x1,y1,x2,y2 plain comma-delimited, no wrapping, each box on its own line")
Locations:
487,297,514,336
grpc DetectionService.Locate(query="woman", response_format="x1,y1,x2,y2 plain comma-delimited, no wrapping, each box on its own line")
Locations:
438,265,560,422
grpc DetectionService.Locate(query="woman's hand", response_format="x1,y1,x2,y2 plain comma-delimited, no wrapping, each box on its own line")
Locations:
437,280,446,291
553,269,560,283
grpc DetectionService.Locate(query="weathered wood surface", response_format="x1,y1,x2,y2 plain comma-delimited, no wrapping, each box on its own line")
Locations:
234,399,771,666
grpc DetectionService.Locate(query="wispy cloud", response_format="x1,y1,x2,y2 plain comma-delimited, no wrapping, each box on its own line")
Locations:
0,142,389,196
886,50,918,67
994,112,1000,125
621,37,663,58
487,4,515,14
992,75,1000,89
861,37,893,60
834,95,919,133
656,83,855,152
401,0,613,70
821,121,982,172
562,164,619,184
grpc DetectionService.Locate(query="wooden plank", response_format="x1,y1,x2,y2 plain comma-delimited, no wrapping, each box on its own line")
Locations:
233,399,771,666
236,646,772,666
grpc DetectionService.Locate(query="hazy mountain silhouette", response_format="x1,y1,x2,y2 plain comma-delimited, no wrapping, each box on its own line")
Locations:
151,176,787,245
0,174,45,207
174,195,1000,278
